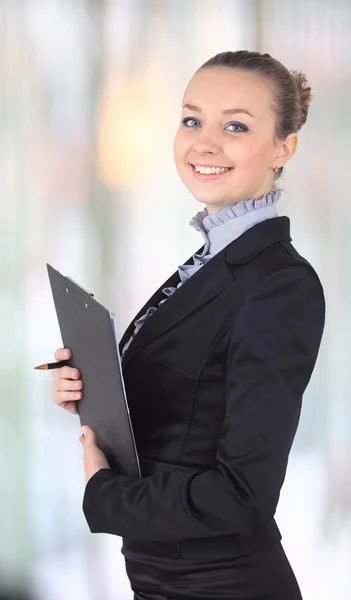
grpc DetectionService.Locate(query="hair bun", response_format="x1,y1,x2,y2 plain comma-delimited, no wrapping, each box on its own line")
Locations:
290,70,313,129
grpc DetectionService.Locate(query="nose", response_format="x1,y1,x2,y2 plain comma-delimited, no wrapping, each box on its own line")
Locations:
191,129,222,154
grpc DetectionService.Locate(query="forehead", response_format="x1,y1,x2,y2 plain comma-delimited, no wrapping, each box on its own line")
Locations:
183,68,273,120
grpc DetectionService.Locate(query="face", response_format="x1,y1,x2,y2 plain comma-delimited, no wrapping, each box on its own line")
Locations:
173,68,297,215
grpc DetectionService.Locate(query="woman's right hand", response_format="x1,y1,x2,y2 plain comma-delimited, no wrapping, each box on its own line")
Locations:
51,348,84,415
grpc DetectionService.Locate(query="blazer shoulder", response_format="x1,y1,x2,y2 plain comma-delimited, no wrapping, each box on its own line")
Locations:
279,239,311,266
278,240,325,297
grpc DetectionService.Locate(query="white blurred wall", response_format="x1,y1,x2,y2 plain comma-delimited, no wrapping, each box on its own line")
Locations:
1,1,350,598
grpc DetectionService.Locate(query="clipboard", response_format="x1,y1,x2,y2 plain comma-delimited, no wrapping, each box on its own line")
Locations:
47,263,141,478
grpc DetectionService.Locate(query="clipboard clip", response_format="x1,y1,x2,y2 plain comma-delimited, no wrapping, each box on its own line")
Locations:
65,276,94,297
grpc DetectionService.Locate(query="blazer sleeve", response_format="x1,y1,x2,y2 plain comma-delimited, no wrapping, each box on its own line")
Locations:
82,263,326,541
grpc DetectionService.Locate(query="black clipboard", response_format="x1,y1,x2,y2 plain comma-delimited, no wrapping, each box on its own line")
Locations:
47,263,141,478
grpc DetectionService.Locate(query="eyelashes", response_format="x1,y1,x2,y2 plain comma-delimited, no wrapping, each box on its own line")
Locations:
181,117,248,133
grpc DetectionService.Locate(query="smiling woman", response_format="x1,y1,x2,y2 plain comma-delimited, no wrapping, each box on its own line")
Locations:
173,50,312,214
76,50,324,600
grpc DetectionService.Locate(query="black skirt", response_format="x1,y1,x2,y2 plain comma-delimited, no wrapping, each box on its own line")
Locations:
124,539,303,600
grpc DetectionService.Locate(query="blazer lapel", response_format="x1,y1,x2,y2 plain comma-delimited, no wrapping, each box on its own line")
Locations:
120,248,233,370
118,245,204,353
120,216,291,370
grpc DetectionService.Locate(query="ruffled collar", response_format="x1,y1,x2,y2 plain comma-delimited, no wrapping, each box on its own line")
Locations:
188,190,281,257
121,190,282,350
189,190,281,234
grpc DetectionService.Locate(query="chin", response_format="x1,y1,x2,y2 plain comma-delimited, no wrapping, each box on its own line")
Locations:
191,191,232,207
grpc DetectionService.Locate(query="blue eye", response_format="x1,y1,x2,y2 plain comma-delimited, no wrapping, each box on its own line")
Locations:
182,117,200,128
181,117,247,132
226,122,247,132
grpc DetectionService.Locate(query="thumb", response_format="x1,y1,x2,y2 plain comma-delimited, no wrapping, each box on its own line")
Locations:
81,425,96,446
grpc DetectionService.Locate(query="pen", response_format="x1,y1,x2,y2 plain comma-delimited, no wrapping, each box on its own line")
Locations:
34,360,70,370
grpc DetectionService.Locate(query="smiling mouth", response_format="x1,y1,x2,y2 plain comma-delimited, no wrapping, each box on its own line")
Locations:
189,163,234,181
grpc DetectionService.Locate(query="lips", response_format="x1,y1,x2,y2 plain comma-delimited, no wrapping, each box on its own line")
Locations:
190,163,233,169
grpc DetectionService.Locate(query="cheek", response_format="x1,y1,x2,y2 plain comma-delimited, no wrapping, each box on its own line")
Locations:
173,132,188,165
173,132,180,161
236,139,272,171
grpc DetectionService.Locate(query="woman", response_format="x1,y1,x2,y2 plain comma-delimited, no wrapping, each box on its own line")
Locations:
51,50,326,599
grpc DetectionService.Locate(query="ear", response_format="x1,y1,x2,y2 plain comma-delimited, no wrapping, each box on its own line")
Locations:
273,133,298,168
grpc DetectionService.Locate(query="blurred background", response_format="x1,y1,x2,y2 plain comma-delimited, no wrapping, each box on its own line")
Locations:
1,0,350,598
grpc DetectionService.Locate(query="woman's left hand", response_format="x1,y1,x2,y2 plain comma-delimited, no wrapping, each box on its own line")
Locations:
79,425,111,484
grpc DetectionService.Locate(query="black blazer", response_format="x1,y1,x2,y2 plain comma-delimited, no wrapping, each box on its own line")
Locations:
83,216,325,557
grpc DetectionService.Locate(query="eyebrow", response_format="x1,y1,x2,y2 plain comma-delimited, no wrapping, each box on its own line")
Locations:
182,103,254,118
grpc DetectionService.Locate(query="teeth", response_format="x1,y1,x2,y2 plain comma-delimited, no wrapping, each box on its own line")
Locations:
194,165,231,174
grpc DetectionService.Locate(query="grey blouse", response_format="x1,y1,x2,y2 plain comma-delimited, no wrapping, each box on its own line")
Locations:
121,190,282,360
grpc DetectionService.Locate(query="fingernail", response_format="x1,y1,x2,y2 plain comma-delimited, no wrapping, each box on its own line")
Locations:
81,426,87,435
64,349,70,357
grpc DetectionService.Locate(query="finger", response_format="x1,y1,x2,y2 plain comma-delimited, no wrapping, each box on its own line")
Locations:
57,390,83,403
56,378,83,392
51,367,83,390
59,366,81,380
82,425,90,434
54,348,71,361
50,386,79,414
81,425,96,445
51,381,83,406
